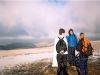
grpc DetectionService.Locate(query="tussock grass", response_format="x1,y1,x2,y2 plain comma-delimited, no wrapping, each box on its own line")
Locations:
0,59,100,75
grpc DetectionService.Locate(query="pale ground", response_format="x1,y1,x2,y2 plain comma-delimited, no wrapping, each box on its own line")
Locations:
0,47,53,57
0,47,53,70
0,41,100,70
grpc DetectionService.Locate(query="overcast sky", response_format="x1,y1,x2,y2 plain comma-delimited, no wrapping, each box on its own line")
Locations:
0,0,100,40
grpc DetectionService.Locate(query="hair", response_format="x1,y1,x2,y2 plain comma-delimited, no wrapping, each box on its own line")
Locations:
80,32,84,36
68,28,74,35
59,28,65,35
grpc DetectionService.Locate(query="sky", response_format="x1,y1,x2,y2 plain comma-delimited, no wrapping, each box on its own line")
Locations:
0,0,100,40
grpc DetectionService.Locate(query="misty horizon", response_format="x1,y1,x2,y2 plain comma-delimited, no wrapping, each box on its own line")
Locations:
0,0,100,43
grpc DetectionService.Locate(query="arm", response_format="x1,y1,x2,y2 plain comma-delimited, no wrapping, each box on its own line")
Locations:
64,37,68,46
77,40,83,52
54,38,59,53
63,37,68,54
74,34,78,44
66,36,69,43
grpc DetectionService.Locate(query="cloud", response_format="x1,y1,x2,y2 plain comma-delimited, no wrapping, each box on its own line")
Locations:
0,0,100,40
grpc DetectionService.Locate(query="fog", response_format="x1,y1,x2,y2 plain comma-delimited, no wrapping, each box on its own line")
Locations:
0,0,100,41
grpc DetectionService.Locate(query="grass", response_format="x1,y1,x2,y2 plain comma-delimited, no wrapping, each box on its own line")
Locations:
0,59,100,75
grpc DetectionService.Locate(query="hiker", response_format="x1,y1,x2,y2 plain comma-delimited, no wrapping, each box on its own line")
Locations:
66,29,78,69
52,28,69,75
77,32,93,75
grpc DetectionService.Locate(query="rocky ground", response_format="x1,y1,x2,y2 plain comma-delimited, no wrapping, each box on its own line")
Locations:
0,58,100,75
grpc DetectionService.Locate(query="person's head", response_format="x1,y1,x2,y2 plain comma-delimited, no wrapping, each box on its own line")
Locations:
59,28,65,35
80,32,85,39
68,28,74,35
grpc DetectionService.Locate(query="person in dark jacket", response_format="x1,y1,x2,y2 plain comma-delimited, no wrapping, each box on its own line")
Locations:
55,28,69,75
66,29,78,69
77,32,91,75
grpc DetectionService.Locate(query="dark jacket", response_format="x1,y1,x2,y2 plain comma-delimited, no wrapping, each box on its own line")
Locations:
77,39,83,52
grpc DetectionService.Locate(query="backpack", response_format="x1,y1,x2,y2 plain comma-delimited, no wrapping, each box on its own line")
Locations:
85,44,93,56
56,37,67,54
82,40,93,56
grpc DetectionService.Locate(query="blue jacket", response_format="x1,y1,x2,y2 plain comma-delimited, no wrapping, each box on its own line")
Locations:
66,34,78,47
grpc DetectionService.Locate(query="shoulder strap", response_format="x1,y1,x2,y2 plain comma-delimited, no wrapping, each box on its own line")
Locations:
58,37,64,40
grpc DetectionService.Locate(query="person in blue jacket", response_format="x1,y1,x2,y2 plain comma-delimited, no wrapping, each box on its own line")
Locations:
66,29,78,68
